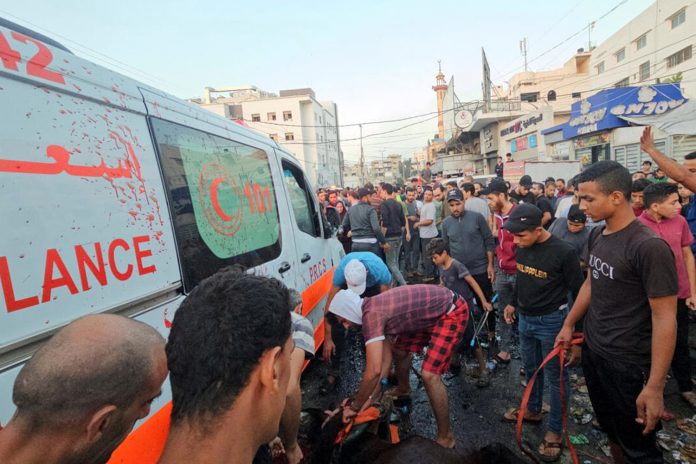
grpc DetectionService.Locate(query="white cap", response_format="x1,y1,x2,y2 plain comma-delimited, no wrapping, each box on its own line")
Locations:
328,290,363,326
344,259,367,295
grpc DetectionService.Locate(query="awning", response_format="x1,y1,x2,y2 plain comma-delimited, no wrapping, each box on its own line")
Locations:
619,99,696,136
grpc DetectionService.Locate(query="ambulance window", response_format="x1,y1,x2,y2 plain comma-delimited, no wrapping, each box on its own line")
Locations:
150,118,281,291
282,161,320,237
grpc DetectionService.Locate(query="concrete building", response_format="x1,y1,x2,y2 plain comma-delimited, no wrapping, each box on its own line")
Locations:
342,163,362,188
189,86,343,188
442,49,593,175
367,154,404,185
542,0,696,172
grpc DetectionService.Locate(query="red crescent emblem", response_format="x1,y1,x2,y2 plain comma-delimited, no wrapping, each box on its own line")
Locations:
198,162,243,237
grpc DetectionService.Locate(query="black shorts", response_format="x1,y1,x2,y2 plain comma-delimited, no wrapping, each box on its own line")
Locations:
581,345,663,463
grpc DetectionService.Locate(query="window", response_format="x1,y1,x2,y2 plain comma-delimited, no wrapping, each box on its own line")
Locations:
547,90,557,101
615,77,630,88
636,34,647,50
283,111,293,121
285,132,295,141
251,113,260,122
571,92,582,99
150,118,281,291
283,162,320,237
520,92,539,102
596,61,605,74
269,133,278,141
615,48,626,63
267,112,276,121
639,61,651,81
671,8,686,29
667,45,693,68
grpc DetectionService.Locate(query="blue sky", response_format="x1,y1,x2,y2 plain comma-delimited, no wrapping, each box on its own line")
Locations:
2,0,655,164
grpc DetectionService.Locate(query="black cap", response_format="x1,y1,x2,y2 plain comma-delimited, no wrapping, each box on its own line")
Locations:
357,187,371,198
446,188,464,202
519,175,532,188
482,178,508,195
503,203,543,233
567,204,587,223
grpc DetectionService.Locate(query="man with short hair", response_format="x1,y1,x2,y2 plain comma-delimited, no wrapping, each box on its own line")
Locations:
651,167,668,183
556,178,567,197
159,269,293,464
509,175,536,205
639,183,696,408
631,178,651,217
415,187,438,280
432,183,445,232
341,187,389,256
549,204,590,267
557,160,678,463
642,160,654,177
633,171,648,181
329,285,469,449
506,152,514,163
422,162,433,183
404,187,421,277
0,315,167,464
555,176,579,219
380,183,408,287
495,156,505,177
530,182,544,199
462,182,494,233
536,180,557,228
485,179,518,362
502,204,584,460
442,188,495,339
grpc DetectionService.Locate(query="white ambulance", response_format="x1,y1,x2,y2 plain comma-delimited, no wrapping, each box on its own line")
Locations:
0,18,344,462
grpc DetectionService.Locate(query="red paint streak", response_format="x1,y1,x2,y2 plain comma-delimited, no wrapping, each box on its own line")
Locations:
72,84,82,93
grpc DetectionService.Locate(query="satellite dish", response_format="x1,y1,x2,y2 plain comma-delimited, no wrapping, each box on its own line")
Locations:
454,110,473,129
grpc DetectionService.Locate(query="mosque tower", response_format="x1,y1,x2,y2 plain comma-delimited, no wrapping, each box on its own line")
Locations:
432,60,448,139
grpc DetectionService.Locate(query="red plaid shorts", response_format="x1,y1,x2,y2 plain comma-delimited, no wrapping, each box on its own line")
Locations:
390,296,469,374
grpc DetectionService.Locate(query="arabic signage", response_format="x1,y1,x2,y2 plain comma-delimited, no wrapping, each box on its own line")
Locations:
503,161,525,184
510,133,537,153
573,132,610,150
501,114,543,137
561,84,687,139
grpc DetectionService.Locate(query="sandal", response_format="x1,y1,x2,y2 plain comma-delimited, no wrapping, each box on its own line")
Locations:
538,439,563,462
503,407,544,424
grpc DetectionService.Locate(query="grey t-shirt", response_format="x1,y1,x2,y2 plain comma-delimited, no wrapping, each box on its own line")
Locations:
548,219,590,262
439,258,474,301
419,202,438,239
465,196,491,222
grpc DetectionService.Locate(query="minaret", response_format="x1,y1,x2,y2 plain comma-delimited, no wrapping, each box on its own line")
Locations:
432,60,448,139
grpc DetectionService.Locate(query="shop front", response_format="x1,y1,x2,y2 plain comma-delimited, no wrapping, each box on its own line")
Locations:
480,122,499,174
499,107,554,162
542,83,688,169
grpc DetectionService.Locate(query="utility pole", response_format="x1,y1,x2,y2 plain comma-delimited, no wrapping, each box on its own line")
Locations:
520,37,528,72
379,149,386,180
359,124,365,185
588,21,595,50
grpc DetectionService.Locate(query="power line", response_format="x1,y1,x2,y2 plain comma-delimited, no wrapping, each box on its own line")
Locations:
238,108,442,129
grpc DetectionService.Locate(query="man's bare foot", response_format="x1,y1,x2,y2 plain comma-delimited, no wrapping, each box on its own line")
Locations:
435,433,456,449
285,444,304,464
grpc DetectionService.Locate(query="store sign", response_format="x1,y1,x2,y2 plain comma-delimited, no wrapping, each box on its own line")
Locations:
482,124,498,152
510,133,537,153
561,84,687,139
573,132,610,150
500,114,543,137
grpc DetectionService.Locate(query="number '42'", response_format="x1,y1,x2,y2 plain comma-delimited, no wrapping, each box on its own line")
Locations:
0,30,65,84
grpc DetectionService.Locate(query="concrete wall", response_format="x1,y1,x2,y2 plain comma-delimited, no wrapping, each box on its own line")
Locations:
590,0,695,97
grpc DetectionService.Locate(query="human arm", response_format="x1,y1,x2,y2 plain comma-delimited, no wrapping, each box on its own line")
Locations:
280,347,306,460
641,126,696,191
464,274,492,312
555,273,592,365
343,340,383,422
322,285,342,360
684,246,696,310
541,212,552,226
479,213,496,282
369,209,387,244
636,295,677,434
563,248,585,301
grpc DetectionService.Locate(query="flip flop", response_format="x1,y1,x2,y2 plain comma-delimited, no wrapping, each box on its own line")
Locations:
503,407,544,424
494,353,511,365
538,439,563,462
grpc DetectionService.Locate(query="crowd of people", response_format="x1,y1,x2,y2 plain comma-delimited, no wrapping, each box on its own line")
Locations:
1,127,695,463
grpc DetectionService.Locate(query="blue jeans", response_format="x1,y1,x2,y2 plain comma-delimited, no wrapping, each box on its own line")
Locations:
402,231,420,273
385,236,406,286
519,308,569,434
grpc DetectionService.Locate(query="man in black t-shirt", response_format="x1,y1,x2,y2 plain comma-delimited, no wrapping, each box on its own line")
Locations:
500,204,583,460
556,161,677,464
509,175,536,205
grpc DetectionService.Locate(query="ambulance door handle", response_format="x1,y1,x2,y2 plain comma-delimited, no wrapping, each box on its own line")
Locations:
301,253,311,263
278,262,291,274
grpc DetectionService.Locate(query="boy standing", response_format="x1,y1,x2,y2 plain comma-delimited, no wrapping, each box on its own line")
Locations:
557,161,677,463
500,204,584,461
427,238,493,387
639,183,696,407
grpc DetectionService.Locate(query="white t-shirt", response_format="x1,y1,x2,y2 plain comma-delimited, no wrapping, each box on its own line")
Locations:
419,202,438,239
